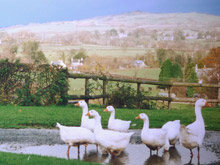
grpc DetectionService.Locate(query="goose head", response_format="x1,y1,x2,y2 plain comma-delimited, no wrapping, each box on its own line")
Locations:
75,100,87,108
104,106,115,112
136,113,148,120
86,110,99,118
195,99,210,108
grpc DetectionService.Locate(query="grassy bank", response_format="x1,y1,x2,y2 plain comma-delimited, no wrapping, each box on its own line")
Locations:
0,103,219,130
0,152,98,165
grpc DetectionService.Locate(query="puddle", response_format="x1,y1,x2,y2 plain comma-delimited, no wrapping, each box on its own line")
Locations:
0,143,219,165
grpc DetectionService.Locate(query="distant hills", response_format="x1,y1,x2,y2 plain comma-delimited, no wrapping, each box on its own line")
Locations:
1,11,220,34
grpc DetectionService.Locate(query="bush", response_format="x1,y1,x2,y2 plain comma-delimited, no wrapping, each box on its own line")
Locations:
107,82,154,109
0,59,69,106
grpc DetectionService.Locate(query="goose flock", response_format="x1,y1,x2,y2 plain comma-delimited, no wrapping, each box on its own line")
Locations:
56,99,210,160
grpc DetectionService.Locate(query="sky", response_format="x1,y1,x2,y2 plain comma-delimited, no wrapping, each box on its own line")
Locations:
0,0,220,28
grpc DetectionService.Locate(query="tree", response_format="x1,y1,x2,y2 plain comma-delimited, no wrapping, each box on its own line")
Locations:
159,59,172,82
22,41,47,64
172,62,183,81
202,47,220,68
184,61,198,97
74,48,87,59
157,48,166,67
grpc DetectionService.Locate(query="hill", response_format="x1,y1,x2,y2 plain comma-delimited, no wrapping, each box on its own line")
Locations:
1,12,220,34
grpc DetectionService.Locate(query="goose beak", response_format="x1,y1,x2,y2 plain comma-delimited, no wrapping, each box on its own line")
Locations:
74,103,80,106
104,108,108,112
136,115,141,119
205,102,210,107
85,112,90,116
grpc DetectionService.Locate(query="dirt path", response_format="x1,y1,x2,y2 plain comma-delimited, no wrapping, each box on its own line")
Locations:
0,129,220,158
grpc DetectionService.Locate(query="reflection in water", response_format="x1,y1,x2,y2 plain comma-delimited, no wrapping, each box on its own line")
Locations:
108,151,129,165
0,143,218,164
145,147,182,165
83,149,109,163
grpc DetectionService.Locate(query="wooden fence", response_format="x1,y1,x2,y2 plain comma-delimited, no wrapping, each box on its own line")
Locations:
68,72,220,108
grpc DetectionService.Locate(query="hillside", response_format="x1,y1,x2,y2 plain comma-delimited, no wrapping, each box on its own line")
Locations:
1,11,220,34
0,11,220,66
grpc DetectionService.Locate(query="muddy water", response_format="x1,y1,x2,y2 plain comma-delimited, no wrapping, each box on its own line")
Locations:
0,129,219,164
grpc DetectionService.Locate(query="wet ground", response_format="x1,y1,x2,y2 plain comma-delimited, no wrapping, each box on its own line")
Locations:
0,129,219,164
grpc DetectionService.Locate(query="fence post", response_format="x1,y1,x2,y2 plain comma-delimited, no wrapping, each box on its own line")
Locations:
103,80,107,106
85,78,89,105
168,86,171,109
218,83,220,106
137,83,141,108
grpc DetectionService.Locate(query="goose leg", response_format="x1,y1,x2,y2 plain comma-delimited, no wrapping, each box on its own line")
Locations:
150,149,152,156
190,149,193,157
84,143,88,153
197,146,200,159
77,144,80,155
96,144,98,152
156,148,158,155
67,145,71,159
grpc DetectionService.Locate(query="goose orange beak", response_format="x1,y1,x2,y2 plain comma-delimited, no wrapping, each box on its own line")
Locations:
205,102,210,107
74,103,80,106
104,108,108,112
136,115,141,119
85,112,90,116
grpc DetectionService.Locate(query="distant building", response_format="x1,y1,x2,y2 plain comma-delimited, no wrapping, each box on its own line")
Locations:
195,64,212,83
70,58,83,70
131,60,147,68
51,60,66,68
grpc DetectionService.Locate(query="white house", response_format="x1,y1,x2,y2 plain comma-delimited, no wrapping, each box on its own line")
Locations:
131,60,147,68
195,64,212,83
70,58,83,70
51,60,66,68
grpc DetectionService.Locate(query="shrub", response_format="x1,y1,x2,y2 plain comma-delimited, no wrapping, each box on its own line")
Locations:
0,59,69,106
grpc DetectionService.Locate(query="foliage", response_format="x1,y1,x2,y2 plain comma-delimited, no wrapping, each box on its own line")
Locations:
107,82,154,109
159,59,172,82
157,48,166,67
184,60,198,97
202,46,220,68
22,41,48,64
0,59,69,106
74,48,87,59
172,63,183,80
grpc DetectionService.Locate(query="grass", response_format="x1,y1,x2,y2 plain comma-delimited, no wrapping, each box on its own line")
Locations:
68,68,161,95
0,103,219,130
0,152,98,165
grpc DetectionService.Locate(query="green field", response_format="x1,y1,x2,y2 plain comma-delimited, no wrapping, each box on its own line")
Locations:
0,103,219,130
68,68,161,95
0,152,98,165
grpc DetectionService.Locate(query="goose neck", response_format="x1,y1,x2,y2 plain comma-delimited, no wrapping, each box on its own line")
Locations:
82,105,88,115
109,111,115,119
195,106,204,123
94,115,103,133
142,118,149,131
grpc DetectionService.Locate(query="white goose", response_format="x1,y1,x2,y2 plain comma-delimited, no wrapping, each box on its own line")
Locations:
104,106,131,132
180,99,210,158
162,120,180,147
86,110,134,157
136,113,169,155
56,122,95,158
75,100,95,131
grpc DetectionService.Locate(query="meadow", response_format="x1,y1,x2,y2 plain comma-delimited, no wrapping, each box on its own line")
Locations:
68,67,161,95
0,152,98,165
0,103,219,130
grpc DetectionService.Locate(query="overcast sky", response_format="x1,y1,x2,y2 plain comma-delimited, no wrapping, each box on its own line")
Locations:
0,0,220,27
